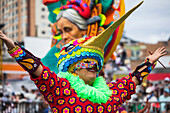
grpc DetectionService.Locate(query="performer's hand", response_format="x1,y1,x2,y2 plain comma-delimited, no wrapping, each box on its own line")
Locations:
0,30,6,39
137,99,150,113
0,30,15,51
148,47,167,63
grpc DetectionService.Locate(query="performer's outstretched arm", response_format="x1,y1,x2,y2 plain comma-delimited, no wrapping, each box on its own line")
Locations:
131,47,167,85
0,30,167,82
0,31,43,77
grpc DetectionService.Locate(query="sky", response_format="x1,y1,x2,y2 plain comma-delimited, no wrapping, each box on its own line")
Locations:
124,0,170,44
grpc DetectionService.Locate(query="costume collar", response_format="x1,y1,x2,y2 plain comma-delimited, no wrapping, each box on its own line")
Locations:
58,72,112,104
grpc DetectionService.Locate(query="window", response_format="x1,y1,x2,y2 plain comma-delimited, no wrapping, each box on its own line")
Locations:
163,42,168,46
2,1,5,6
12,3,14,8
15,17,18,23
42,31,45,34
42,8,45,11
41,15,45,19
9,4,11,9
12,26,15,30
6,5,8,11
12,34,14,38
12,11,14,16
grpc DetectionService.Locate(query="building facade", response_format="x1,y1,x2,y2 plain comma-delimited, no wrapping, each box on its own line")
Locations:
125,38,170,70
0,0,52,44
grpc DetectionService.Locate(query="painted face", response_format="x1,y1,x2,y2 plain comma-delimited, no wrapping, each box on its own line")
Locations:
56,17,87,44
75,64,97,86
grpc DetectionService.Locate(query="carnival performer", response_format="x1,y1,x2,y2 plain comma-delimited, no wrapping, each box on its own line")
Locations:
0,2,167,113
41,0,126,73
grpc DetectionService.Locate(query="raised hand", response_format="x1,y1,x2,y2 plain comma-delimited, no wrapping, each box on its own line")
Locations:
137,99,151,113
0,30,15,51
148,47,167,63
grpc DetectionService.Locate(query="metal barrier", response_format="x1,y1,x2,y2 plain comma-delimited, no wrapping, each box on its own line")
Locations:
0,101,52,113
125,101,170,113
0,101,169,113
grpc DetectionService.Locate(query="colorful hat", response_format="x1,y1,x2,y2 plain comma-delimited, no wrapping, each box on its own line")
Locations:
56,36,104,73
60,0,91,19
56,1,143,73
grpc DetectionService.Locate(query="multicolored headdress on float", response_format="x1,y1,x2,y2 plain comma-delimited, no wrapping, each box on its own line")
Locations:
42,0,126,62
56,1,143,74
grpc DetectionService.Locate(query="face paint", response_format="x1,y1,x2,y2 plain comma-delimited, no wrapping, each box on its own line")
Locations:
74,61,99,73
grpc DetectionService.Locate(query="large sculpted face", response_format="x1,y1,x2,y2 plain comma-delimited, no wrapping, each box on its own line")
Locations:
56,17,87,44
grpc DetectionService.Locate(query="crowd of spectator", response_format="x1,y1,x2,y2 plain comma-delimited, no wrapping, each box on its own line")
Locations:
127,77,170,113
104,48,170,113
0,84,50,113
1,75,169,113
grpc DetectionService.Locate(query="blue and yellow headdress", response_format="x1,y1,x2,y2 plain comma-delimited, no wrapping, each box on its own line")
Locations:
56,1,143,74
57,36,104,73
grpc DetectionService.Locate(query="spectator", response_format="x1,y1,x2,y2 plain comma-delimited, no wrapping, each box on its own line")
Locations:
119,42,127,66
104,59,114,79
144,87,157,102
159,88,170,112
115,43,127,66
164,77,170,89
137,91,144,102
140,82,147,95
163,103,170,113
144,87,158,113
153,89,159,101
21,85,29,94
25,89,37,101
147,81,155,91
157,81,164,95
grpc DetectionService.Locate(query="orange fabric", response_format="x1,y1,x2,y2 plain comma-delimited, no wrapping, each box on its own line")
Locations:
111,54,116,60
2,63,24,71
87,4,102,36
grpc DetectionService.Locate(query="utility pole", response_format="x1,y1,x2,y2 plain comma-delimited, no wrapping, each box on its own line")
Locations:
0,24,5,92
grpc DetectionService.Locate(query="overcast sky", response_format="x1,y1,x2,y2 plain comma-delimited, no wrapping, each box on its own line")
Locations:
124,0,170,44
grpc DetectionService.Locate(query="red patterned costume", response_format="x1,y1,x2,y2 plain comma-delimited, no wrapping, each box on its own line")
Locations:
9,36,155,113
30,65,136,113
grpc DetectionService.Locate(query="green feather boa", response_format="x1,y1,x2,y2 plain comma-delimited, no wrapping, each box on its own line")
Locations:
58,72,112,104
